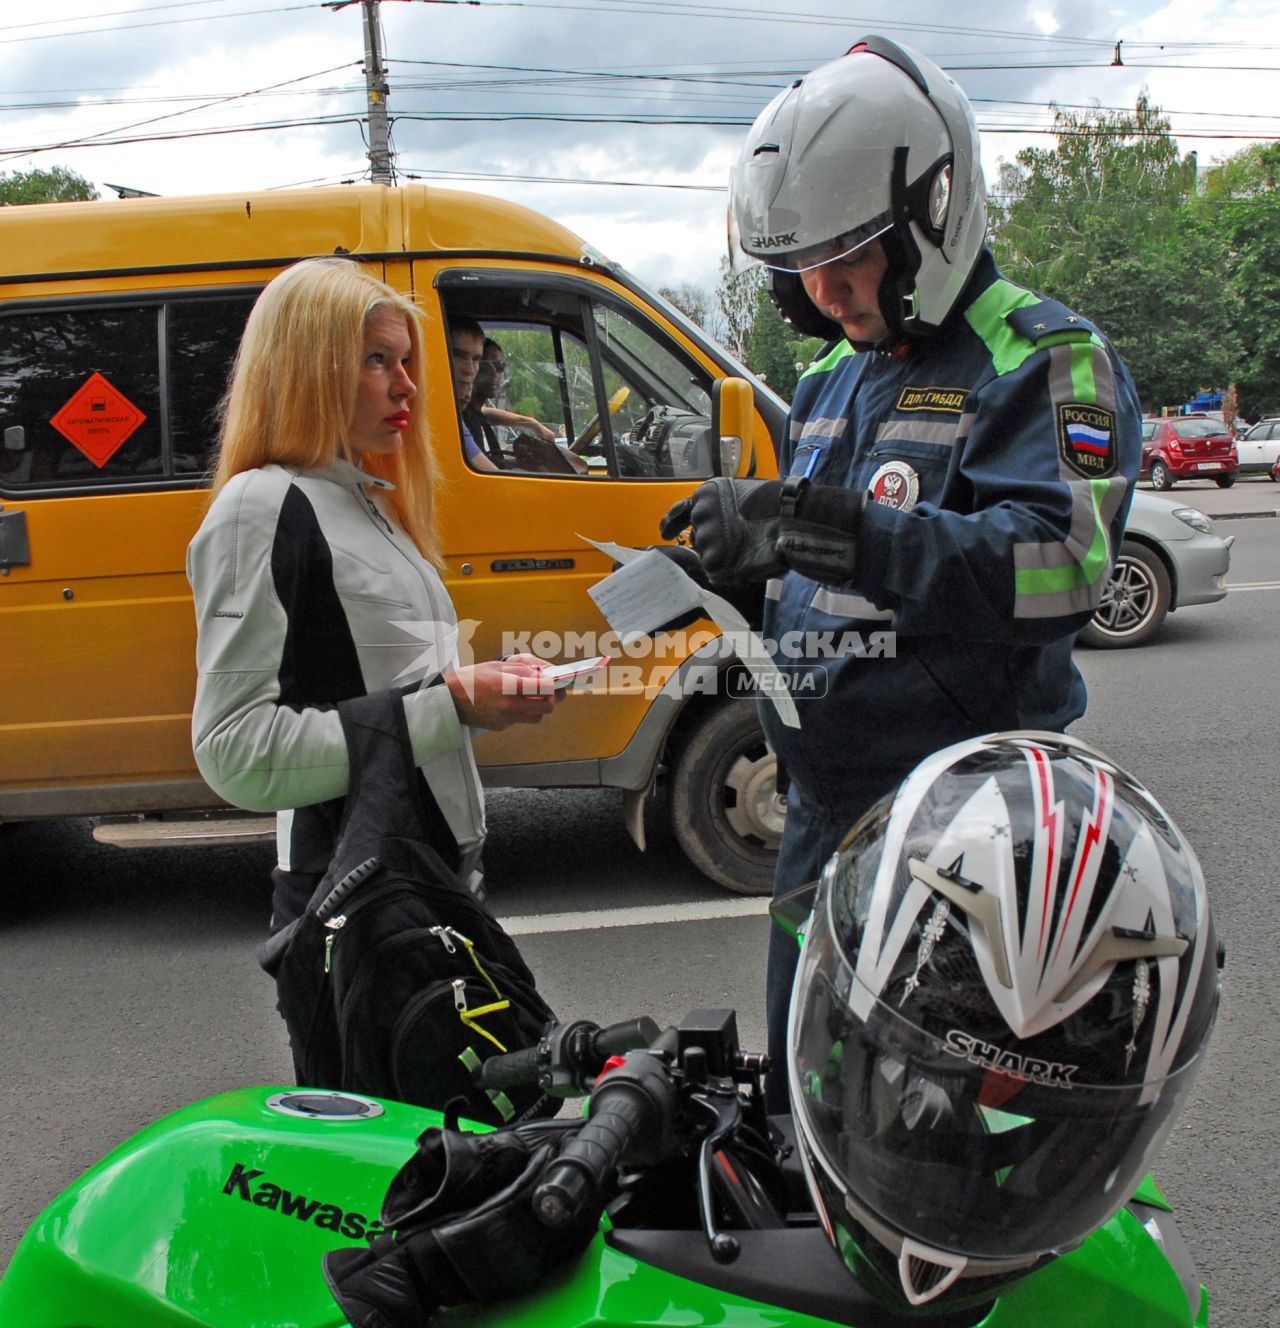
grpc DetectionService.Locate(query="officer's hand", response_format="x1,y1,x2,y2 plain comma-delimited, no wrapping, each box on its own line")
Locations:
658,478,786,584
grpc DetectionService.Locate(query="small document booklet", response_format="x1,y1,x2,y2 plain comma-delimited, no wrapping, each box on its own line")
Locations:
540,655,610,690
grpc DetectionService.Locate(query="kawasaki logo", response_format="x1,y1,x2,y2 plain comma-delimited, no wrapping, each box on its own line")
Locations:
751,231,797,249
222,1162,385,1243
943,1030,1078,1089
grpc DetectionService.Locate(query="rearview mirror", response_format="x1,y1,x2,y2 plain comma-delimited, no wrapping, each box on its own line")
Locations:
711,378,757,478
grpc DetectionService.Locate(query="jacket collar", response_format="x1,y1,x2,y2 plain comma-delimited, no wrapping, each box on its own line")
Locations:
304,458,396,491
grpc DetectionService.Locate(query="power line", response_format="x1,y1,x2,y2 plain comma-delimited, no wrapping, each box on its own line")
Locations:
396,163,724,190
13,107,1276,163
34,62,358,156
0,3,317,47
0,0,275,34
7,0,1277,187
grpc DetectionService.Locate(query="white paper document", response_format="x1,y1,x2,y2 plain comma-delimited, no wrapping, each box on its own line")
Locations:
582,535,800,729
585,545,703,640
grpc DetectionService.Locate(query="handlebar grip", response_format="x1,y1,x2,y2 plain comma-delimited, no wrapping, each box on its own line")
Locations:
534,1084,650,1227
593,1016,661,1060
476,1042,546,1091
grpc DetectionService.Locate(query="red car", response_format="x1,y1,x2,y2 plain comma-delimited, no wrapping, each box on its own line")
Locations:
1141,415,1238,489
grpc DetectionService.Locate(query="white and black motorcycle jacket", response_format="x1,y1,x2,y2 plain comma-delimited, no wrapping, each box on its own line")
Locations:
187,460,485,911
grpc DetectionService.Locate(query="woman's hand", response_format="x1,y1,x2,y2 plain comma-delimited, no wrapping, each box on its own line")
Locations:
444,654,561,729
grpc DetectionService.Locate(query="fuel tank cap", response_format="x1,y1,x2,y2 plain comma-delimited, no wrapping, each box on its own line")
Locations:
265,1091,385,1121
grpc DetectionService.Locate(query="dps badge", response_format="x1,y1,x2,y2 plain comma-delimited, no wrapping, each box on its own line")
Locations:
868,460,920,511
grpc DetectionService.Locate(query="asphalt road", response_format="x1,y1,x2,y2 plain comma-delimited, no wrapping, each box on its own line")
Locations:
1,501,1276,1324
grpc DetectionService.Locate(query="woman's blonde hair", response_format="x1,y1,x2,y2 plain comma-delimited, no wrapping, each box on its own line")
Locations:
211,256,440,565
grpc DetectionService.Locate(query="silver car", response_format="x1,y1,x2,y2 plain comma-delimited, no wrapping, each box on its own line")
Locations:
1078,490,1232,648
1235,417,1280,478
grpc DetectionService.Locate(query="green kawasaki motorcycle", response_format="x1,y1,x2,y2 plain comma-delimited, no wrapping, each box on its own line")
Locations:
0,1007,1207,1328
0,731,1218,1327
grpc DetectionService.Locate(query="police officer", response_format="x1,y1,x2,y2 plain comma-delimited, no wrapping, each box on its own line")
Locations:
661,37,1142,1108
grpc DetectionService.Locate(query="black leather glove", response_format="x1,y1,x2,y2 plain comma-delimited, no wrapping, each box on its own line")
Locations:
324,1120,598,1328
658,478,786,584
775,484,864,584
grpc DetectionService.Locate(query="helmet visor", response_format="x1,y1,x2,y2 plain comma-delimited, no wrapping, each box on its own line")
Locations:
730,203,894,275
787,878,1208,1263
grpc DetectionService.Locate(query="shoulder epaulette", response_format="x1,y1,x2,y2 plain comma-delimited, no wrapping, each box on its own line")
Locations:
1005,299,1099,344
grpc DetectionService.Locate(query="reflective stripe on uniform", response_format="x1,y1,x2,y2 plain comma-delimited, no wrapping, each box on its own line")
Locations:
793,415,850,446
800,338,855,381
810,586,895,621
872,419,959,448
963,279,1043,374
1013,340,1128,618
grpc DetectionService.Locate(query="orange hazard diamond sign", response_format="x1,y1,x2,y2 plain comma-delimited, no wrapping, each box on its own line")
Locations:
50,372,147,468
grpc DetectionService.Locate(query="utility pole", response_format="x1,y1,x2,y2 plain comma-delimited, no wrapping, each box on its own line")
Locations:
361,0,394,183
328,0,395,184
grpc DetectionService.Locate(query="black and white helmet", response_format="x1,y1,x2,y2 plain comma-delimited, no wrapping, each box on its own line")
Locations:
729,36,987,343
788,732,1220,1312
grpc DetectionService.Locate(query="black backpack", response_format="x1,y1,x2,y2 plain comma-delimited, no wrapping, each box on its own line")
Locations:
258,690,556,1127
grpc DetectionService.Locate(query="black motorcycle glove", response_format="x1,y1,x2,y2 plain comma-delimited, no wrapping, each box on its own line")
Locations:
658,478,787,584
324,1120,598,1328
775,484,865,584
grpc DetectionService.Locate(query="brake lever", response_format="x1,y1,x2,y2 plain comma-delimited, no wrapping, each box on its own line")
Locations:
690,1089,745,1265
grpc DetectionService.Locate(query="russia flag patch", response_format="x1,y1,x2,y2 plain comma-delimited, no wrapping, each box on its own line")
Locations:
1058,404,1116,476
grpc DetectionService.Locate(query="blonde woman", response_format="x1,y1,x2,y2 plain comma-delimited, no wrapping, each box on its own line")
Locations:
188,257,556,928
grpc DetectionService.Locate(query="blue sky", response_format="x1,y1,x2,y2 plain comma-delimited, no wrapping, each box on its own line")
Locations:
5,1,1279,291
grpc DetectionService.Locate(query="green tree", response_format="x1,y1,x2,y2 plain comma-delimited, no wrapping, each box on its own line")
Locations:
715,256,762,361
657,282,713,333
1211,193,1280,414
743,281,796,394
1193,145,1280,414
989,95,1242,409
1068,217,1240,410
0,166,98,205
740,282,825,400
1200,143,1280,199
990,94,1195,292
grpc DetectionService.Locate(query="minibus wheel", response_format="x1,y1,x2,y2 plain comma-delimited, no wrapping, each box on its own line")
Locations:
669,702,783,895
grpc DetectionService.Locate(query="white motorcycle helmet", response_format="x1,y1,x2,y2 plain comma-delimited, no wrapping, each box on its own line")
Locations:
729,36,987,345
787,731,1220,1313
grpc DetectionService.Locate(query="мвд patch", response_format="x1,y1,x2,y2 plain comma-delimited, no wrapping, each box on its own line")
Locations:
1058,404,1116,477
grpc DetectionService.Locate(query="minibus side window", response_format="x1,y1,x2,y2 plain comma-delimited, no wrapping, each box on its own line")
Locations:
443,286,716,481
0,305,161,489
167,298,256,476
0,294,254,493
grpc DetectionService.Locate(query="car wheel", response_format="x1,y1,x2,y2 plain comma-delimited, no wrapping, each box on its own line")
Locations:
1214,473,1237,488
1078,541,1171,649
669,701,783,896
1149,459,1174,490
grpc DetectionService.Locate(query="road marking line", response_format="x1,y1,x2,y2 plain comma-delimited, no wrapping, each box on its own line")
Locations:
1226,581,1280,592
500,897,770,936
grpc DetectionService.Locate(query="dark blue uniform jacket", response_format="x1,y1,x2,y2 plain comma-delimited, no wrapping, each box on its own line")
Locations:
761,249,1142,824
